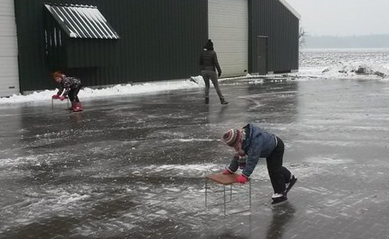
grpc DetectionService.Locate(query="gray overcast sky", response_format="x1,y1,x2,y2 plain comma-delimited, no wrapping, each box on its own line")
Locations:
285,0,389,36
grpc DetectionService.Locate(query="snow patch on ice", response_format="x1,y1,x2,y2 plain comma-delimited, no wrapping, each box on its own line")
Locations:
304,156,354,165
45,188,90,205
163,138,219,143
144,163,219,172
0,155,56,168
155,209,168,215
0,78,202,104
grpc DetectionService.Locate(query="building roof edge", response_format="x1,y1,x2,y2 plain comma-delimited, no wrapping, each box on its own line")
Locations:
279,0,301,20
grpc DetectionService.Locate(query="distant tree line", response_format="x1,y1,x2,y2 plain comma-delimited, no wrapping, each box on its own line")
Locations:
303,34,389,48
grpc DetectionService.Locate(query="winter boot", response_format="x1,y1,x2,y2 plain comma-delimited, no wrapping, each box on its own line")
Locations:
68,101,76,110
205,97,209,105
285,175,297,195
271,193,287,204
73,102,83,112
220,98,228,105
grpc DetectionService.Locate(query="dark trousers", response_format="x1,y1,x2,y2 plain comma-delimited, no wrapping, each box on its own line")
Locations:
201,70,224,100
68,85,81,102
266,137,292,194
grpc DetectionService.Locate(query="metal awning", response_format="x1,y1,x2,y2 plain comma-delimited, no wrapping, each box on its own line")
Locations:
44,3,120,39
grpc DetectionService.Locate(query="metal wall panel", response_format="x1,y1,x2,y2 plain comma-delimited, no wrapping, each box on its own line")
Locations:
14,0,208,93
0,0,19,97
249,0,299,73
208,0,248,77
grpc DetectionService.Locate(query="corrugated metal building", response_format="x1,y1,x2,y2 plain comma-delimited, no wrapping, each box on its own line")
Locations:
0,0,19,96
0,0,300,97
249,0,300,74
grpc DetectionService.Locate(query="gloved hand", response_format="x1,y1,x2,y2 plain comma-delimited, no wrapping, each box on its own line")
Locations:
218,71,222,77
237,174,248,184
58,96,66,101
52,94,59,99
222,168,233,175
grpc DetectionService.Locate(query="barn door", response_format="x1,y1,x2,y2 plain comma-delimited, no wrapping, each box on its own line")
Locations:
257,36,268,75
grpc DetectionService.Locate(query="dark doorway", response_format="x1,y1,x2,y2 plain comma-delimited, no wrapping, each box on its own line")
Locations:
257,36,268,75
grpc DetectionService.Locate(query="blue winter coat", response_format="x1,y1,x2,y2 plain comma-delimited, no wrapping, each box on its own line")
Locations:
228,124,278,177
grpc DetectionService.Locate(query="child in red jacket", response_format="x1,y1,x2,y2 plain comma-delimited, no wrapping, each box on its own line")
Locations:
52,71,83,112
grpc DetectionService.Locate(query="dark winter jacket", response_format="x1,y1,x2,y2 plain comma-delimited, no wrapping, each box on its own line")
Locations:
228,124,278,177
199,49,222,74
57,77,82,96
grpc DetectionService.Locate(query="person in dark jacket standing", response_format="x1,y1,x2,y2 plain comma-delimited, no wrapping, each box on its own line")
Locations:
199,39,228,105
52,71,83,112
222,123,297,204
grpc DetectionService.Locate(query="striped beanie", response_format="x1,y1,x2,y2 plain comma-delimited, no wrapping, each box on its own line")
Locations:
222,129,242,147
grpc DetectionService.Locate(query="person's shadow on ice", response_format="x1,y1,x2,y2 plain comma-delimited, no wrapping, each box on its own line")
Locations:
266,202,296,239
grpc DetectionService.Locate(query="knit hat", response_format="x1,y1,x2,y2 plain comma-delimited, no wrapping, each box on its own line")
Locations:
204,39,214,51
222,129,242,147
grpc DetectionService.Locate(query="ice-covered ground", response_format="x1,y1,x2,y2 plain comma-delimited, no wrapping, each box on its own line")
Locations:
1,49,389,238
2,48,389,104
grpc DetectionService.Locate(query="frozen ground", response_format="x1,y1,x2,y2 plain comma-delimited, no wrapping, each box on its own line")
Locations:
1,49,389,238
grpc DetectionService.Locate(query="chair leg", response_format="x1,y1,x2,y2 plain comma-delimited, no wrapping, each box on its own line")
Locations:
223,186,226,216
205,179,208,208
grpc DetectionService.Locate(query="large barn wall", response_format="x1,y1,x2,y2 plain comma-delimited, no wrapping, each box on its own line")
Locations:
13,0,299,93
249,0,299,73
14,0,208,93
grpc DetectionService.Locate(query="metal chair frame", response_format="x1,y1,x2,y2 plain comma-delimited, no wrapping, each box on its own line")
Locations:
205,173,251,215
51,97,70,109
